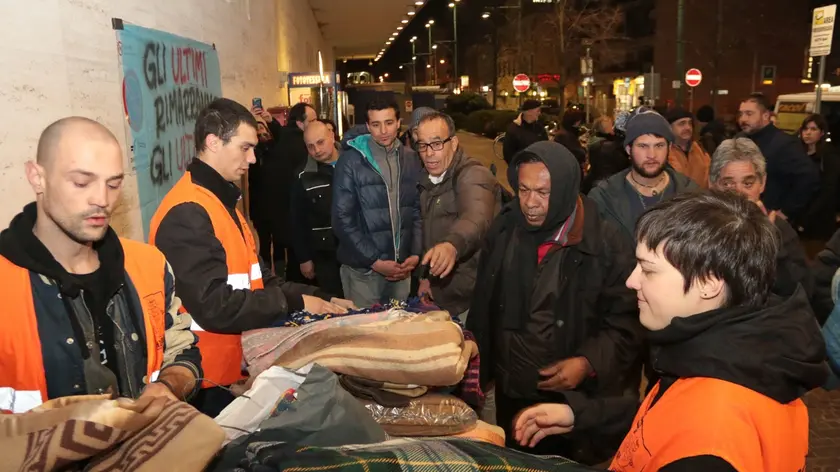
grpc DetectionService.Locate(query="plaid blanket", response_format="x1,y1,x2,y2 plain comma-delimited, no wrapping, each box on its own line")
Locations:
210,437,598,471
245,311,474,387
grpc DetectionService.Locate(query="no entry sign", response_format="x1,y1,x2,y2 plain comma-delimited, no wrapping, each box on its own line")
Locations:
685,68,702,87
513,74,531,93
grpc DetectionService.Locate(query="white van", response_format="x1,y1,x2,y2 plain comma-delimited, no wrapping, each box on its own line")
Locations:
775,91,840,138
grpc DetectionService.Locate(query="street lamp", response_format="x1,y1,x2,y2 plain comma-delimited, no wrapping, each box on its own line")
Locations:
481,12,490,19
448,0,460,88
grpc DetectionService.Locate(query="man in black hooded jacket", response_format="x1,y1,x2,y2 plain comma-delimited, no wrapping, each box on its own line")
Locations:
466,141,643,463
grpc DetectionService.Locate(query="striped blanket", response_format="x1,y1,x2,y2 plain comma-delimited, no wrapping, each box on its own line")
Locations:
242,310,474,387
209,437,597,472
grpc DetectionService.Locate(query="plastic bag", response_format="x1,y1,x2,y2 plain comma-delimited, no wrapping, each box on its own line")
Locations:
360,393,477,436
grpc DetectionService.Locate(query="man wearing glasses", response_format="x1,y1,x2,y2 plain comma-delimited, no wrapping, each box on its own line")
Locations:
415,112,500,323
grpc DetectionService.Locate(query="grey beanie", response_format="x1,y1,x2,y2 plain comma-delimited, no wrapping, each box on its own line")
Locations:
623,112,675,147
409,107,437,131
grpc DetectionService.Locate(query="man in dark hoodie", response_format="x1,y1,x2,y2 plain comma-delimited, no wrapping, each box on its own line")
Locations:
332,98,423,307
251,103,317,280
0,117,202,413
738,93,820,221
514,190,827,472
466,141,642,463
588,111,699,244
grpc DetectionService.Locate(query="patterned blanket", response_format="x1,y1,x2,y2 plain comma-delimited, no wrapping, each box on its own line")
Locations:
0,394,224,472
244,311,474,387
210,437,598,472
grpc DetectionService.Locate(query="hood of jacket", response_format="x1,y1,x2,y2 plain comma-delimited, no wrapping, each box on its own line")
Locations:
649,285,828,404
341,124,370,150
0,203,125,297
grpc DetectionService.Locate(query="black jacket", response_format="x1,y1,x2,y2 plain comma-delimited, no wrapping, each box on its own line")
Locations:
775,217,813,299
800,143,840,239
252,119,308,228
564,286,828,470
583,136,629,194
746,124,820,220
153,159,331,334
290,157,337,263
0,204,201,400
466,196,642,398
699,119,728,156
503,118,548,164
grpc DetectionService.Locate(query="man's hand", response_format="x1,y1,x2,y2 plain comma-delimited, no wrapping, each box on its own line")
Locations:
372,259,403,278
400,255,420,272
537,357,592,392
331,297,358,311
252,106,273,123
302,294,347,314
421,243,458,278
418,278,433,299
754,200,779,223
300,261,316,280
139,382,178,402
514,403,575,448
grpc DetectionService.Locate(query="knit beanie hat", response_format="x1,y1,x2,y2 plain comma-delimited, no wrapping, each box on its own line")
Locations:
521,100,542,112
665,108,694,124
624,112,675,147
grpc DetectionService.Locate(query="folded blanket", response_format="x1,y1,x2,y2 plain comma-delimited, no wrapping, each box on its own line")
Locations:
244,309,415,377
266,311,473,386
453,330,485,409
340,375,428,407
207,436,596,472
0,394,224,472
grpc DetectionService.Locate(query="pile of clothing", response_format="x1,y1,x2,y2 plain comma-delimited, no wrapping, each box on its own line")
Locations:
241,304,484,439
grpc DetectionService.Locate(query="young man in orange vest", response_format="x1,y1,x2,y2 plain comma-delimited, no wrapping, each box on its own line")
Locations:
512,191,828,471
0,117,202,413
150,98,351,416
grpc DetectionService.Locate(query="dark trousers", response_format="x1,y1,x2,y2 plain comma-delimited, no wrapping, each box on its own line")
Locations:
253,219,303,282
312,251,343,297
190,386,235,418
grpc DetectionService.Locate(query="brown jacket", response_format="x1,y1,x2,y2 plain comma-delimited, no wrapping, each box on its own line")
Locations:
419,148,501,315
668,142,711,189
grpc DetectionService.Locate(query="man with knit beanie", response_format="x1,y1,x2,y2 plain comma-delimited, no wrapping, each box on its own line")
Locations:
665,108,711,188
588,112,699,244
502,100,548,164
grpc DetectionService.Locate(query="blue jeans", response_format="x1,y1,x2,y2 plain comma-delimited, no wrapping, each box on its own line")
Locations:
340,265,410,308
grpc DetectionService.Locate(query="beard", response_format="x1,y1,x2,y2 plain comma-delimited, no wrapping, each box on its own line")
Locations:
47,207,111,245
631,159,667,179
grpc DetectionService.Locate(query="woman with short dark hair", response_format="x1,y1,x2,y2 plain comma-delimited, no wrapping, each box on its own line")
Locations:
513,190,828,471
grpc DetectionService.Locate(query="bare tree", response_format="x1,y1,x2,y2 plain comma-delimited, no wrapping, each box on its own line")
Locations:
542,0,627,104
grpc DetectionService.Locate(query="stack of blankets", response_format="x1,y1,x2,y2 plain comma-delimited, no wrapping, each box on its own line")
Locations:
241,307,487,440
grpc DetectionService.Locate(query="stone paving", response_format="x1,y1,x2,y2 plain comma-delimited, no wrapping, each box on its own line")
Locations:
456,130,840,470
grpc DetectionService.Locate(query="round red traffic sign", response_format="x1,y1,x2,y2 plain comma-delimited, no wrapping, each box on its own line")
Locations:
513,74,531,93
685,68,702,87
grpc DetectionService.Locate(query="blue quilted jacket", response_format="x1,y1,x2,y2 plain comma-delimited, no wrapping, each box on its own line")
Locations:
331,133,423,269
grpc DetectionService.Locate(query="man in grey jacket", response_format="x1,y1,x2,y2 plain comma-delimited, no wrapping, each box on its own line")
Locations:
415,112,501,322
588,112,699,244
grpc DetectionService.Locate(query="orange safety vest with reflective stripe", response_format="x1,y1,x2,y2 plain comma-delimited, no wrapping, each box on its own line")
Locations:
0,238,166,414
149,171,263,389
610,377,808,472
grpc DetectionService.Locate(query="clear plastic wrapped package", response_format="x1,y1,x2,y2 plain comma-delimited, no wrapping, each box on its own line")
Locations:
360,393,478,437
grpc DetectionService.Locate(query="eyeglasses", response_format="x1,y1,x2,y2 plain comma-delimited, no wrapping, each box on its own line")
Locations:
415,136,454,152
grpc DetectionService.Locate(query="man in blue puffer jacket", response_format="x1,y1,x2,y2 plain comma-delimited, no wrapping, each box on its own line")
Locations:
332,98,423,307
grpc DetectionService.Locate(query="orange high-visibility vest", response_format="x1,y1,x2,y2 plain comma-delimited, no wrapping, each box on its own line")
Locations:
149,171,263,388
0,238,166,413
610,377,808,472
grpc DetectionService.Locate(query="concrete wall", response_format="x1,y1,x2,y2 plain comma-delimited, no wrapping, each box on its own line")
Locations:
0,0,332,240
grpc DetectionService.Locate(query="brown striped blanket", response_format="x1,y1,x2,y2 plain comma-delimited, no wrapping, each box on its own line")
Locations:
0,394,224,472
242,311,474,387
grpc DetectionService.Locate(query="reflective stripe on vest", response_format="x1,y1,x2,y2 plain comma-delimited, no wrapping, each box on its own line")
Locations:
610,377,808,472
149,172,262,388
0,240,167,413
